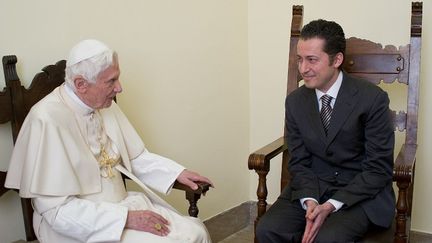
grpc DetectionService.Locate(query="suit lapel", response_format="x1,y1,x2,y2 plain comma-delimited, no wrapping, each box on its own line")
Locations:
326,75,359,145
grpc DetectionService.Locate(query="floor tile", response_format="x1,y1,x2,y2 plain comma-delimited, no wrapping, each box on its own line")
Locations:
217,224,254,243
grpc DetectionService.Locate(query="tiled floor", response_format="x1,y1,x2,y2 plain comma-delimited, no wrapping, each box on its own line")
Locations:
411,232,432,243
217,224,254,243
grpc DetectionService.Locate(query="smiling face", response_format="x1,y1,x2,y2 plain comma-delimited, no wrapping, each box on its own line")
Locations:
74,62,122,109
297,37,343,93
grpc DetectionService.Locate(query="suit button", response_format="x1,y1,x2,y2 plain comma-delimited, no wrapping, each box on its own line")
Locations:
334,171,339,176
326,151,333,156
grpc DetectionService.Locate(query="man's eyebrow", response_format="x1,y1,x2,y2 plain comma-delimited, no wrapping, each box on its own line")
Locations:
297,54,318,59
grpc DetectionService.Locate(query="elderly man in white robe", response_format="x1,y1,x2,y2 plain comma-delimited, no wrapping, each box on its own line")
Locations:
5,39,213,243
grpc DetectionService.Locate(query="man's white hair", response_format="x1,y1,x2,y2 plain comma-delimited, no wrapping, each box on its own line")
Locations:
65,39,118,90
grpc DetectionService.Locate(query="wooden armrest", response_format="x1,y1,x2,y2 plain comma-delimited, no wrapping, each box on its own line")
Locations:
122,174,210,195
248,136,287,171
173,181,211,195
393,143,417,182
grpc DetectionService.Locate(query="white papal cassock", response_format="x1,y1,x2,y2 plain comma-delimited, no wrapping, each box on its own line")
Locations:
5,84,211,243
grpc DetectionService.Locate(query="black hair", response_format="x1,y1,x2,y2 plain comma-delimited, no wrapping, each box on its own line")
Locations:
300,19,346,62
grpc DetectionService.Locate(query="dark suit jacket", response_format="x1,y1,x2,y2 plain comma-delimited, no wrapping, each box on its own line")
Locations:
282,72,395,228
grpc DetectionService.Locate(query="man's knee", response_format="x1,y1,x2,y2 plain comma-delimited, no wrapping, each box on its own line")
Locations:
255,217,271,241
188,219,211,241
256,216,302,243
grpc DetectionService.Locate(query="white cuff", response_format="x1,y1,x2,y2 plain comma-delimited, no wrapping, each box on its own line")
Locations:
327,199,344,212
300,198,318,210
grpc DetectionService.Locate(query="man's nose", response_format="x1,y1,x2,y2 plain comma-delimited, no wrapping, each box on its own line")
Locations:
114,80,123,93
298,61,309,73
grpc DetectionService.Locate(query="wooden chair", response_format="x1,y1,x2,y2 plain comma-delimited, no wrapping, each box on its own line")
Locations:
0,55,211,242
248,3,422,243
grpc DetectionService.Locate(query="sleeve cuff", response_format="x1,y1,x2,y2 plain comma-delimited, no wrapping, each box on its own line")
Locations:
299,197,318,210
327,199,344,212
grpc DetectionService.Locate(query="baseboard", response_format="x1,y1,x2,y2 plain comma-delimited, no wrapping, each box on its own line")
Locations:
203,201,256,242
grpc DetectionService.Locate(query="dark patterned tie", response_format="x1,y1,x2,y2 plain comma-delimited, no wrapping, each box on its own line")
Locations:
320,94,332,135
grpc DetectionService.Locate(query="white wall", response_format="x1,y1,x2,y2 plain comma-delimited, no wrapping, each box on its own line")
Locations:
248,0,432,235
0,1,249,242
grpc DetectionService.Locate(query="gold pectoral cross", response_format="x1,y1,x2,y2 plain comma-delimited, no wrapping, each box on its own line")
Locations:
98,145,119,178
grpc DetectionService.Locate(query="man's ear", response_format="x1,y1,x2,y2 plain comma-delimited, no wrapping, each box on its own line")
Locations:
333,52,344,69
74,76,88,93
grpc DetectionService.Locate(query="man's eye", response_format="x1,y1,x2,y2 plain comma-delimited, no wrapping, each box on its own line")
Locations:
308,58,317,63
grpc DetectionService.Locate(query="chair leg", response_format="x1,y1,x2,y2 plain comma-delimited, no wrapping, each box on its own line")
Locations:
395,180,410,243
254,169,269,243
186,191,201,217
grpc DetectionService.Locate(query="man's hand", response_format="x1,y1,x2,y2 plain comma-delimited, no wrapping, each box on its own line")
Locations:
125,210,170,236
302,201,335,243
303,200,318,243
176,170,214,191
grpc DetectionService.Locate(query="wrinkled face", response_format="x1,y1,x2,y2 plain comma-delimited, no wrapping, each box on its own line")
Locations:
76,63,122,109
296,37,343,93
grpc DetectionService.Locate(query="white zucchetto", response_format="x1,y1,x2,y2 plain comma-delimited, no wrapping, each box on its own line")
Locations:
67,39,110,67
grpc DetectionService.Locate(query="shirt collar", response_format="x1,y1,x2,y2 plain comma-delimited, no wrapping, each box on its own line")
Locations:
315,71,343,101
64,83,95,115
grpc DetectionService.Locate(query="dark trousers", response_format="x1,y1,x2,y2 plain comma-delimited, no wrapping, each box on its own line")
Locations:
256,198,370,243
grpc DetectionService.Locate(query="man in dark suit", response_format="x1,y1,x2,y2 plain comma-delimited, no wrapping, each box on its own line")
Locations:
256,19,395,243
